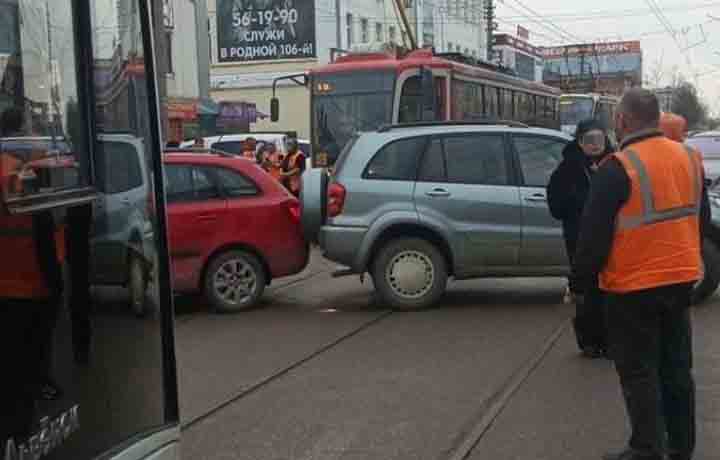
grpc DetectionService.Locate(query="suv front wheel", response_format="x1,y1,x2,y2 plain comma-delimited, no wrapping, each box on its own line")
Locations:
371,238,448,310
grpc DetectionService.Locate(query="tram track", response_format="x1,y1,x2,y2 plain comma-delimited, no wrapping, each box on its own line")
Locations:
180,309,394,431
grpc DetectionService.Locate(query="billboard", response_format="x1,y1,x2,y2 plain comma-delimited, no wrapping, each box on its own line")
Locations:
216,0,316,63
540,41,642,96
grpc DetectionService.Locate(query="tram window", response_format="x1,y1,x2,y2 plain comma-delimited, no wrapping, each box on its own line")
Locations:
0,0,90,211
596,102,613,130
485,86,499,119
399,76,422,123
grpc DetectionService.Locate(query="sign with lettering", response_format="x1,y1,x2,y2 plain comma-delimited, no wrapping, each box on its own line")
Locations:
540,41,641,59
216,0,317,62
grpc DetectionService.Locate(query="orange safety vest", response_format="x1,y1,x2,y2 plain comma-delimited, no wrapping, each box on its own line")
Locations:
600,136,704,293
0,214,66,299
0,154,65,299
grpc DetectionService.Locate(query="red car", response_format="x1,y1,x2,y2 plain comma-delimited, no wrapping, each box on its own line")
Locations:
163,150,308,312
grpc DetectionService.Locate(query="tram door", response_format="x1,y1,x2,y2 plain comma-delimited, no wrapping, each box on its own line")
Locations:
0,1,179,459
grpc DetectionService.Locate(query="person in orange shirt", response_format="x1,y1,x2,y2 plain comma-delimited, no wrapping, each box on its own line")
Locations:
259,143,283,181
659,112,688,142
242,137,257,161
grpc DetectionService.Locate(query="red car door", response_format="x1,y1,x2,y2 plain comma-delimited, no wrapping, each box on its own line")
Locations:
165,164,228,292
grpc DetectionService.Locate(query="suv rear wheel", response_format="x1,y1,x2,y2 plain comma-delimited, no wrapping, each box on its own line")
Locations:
371,238,448,310
204,250,266,313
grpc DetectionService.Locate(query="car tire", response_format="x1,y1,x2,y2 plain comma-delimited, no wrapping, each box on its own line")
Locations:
692,237,720,305
128,251,149,317
371,238,448,311
204,250,266,313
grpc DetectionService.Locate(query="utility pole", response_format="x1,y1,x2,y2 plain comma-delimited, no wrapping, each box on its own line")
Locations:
336,0,342,49
46,1,60,146
484,0,495,61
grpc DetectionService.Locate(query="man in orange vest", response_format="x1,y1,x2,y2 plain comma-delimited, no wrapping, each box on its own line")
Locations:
574,89,709,460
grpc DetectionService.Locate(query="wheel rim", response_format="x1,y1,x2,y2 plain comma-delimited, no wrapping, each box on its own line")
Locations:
213,258,258,307
129,258,146,314
385,250,435,300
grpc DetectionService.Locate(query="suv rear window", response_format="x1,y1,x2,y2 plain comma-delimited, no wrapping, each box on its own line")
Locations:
364,137,426,180
418,134,508,185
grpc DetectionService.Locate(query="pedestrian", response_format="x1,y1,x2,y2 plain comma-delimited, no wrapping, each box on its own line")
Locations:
241,137,257,161
281,138,306,197
547,118,613,359
573,88,710,460
260,143,283,182
659,112,688,142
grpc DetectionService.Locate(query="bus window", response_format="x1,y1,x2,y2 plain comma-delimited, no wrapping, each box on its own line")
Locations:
1,1,178,459
0,0,91,213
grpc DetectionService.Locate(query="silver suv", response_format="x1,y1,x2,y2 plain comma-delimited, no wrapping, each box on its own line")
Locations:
302,122,720,310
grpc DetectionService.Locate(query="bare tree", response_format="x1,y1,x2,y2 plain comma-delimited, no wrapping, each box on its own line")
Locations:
671,79,708,129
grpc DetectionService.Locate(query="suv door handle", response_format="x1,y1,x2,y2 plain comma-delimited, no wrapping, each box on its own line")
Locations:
425,188,451,198
197,214,218,221
121,197,131,206
524,193,547,202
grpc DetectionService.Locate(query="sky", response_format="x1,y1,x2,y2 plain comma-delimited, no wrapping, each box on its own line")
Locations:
494,0,720,116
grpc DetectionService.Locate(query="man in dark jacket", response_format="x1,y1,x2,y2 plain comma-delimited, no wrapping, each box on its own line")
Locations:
547,118,614,358
574,89,710,460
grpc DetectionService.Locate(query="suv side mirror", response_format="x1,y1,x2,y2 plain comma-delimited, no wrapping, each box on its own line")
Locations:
270,97,279,122
420,67,436,121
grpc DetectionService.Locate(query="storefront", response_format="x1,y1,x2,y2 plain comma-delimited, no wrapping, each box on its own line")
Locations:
0,1,179,459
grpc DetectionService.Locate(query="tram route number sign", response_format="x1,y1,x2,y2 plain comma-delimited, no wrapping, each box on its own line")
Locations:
216,0,316,62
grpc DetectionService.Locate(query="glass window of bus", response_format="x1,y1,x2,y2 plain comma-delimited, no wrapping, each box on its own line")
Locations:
0,0,90,211
312,71,394,165
559,97,594,127
2,0,176,458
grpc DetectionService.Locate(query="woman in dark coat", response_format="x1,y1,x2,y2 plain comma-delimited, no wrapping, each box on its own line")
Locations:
547,118,614,358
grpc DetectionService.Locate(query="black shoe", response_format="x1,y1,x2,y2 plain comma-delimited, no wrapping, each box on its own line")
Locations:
667,449,692,460
38,379,63,401
582,346,605,359
602,448,664,460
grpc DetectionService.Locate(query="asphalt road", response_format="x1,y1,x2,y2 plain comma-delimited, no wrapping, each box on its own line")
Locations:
174,251,720,460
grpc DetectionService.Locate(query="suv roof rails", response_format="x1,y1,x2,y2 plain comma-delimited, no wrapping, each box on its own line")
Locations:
377,120,529,132
164,147,236,158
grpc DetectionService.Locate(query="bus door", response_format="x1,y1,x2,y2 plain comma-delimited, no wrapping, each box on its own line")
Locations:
1,1,179,459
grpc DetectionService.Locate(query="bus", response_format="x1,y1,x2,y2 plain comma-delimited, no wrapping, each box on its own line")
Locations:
1,1,179,459
271,48,561,167
558,93,619,138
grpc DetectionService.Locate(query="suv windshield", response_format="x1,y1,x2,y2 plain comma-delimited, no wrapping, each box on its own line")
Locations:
312,71,394,166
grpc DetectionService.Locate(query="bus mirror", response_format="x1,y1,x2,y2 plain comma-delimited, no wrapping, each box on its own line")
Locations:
270,97,280,122
420,68,436,121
